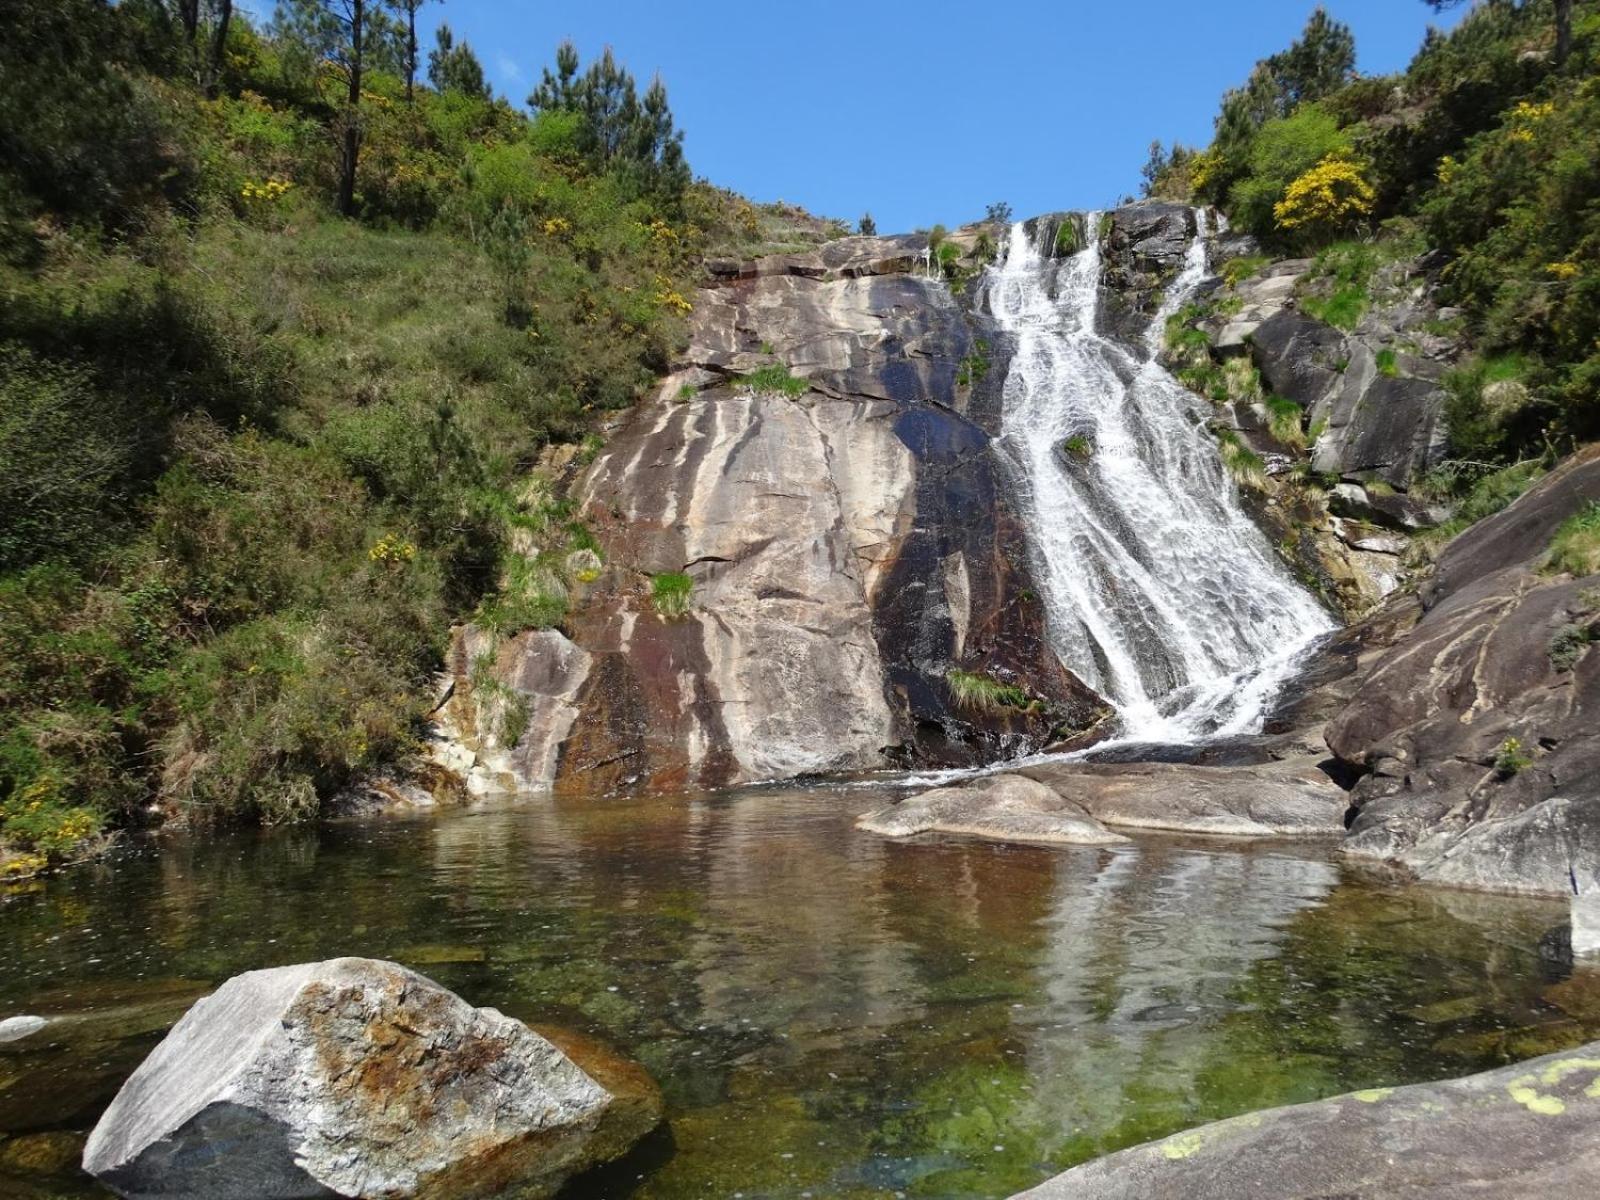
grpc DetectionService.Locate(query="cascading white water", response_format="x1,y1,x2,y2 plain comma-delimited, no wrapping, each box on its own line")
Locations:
988,213,1333,742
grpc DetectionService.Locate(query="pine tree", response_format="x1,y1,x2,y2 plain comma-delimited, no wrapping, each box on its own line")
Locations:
1424,0,1571,65
427,24,489,98
858,212,877,236
271,0,370,216
527,42,689,202
386,0,432,102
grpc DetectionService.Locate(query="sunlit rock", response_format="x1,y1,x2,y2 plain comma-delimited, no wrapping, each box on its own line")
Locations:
83,958,661,1200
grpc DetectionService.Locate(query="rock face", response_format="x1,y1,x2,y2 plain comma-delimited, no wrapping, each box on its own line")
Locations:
1010,1042,1600,1199
82,958,661,1200
859,758,1347,845
436,221,1112,796
1327,447,1600,895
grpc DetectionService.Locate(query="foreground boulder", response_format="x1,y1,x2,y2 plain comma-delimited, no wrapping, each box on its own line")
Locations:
1011,1041,1600,1199
82,958,661,1200
859,758,1346,845
1328,447,1600,895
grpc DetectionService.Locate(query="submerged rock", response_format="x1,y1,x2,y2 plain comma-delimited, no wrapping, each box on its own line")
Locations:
82,958,661,1200
0,1015,48,1043
860,758,1346,846
1010,1041,1600,1199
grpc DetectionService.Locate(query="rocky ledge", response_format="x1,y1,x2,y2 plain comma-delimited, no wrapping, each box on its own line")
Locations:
82,958,661,1200
1010,1041,1600,1199
858,757,1347,845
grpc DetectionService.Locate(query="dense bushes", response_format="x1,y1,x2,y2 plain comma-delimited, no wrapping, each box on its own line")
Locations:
0,2,730,868
1149,0,1600,468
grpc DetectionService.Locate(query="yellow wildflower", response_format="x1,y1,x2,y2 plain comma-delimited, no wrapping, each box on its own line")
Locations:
1274,156,1375,234
1547,261,1581,280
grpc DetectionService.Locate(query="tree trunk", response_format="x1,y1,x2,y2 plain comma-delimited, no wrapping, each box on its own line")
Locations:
1555,0,1572,65
405,3,417,103
202,0,232,99
338,0,365,217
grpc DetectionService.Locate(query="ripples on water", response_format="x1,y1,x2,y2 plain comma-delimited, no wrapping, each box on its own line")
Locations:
1,785,1594,1198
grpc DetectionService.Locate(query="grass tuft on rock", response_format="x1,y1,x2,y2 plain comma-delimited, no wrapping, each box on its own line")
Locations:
743,364,808,398
1546,502,1600,579
650,572,694,619
946,670,1031,715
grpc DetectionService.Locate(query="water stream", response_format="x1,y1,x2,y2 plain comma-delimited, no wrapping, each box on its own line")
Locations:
988,215,1334,742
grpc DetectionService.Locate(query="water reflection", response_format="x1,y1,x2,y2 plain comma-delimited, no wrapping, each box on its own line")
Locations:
0,785,1591,1199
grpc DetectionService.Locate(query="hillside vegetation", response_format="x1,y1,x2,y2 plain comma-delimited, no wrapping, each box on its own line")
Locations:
1146,0,1600,465
0,0,782,873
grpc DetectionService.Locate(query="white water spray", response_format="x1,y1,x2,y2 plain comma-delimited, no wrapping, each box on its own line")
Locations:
987,213,1333,742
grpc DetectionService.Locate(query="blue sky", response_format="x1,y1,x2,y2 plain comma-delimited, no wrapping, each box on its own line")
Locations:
261,1,1469,233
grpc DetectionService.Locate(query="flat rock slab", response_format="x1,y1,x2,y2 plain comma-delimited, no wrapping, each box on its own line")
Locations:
1010,1042,1600,1199
1019,758,1347,837
857,775,1130,845
859,759,1346,847
83,958,662,1200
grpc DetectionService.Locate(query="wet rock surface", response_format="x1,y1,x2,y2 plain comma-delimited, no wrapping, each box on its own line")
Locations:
1327,448,1600,895
860,758,1347,846
1010,1041,1600,1199
82,958,661,1200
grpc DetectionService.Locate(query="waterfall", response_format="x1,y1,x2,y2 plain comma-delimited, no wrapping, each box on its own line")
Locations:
987,213,1333,743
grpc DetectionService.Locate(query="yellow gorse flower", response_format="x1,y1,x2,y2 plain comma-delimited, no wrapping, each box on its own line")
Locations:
1547,261,1581,280
368,533,417,565
241,178,294,203
1274,156,1375,233
542,216,572,237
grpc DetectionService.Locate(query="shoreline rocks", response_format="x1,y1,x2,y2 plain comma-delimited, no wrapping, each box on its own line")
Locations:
1009,1041,1600,1199
0,1016,48,1044
82,958,661,1200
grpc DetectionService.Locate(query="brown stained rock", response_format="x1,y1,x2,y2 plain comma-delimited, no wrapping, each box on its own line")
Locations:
83,959,661,1200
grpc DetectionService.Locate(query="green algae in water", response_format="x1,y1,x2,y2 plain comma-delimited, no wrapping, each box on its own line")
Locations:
0,785,1593,1199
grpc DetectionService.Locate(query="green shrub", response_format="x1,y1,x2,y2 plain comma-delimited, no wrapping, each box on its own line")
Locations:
956,341,992,387
1227,105,1351,238
1494,736,1532,778
650,571,694,619
1549,623,1595,672
946,670,1031,714
1062,435,1094,458
1055,222,1079,255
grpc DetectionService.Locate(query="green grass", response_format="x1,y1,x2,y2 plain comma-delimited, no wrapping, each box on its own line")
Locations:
744,363,809,398
1547,503,1600,578
956,340,992,388
1408,459,1549,563
650,571,694,619
1062,435,1094,458
1055,222,1079,255
1376,348,1399,377
1222,255,1272,286
1263,396,1307,449
1214,429,1268,490
946,670,1032,715
1301,284,1367,331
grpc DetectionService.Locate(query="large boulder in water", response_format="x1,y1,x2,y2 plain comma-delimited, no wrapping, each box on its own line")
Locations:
82,958,662,1200
1009,1041,1600,1199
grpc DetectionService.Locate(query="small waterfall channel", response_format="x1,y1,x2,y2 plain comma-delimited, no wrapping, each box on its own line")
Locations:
987,213,1334,742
